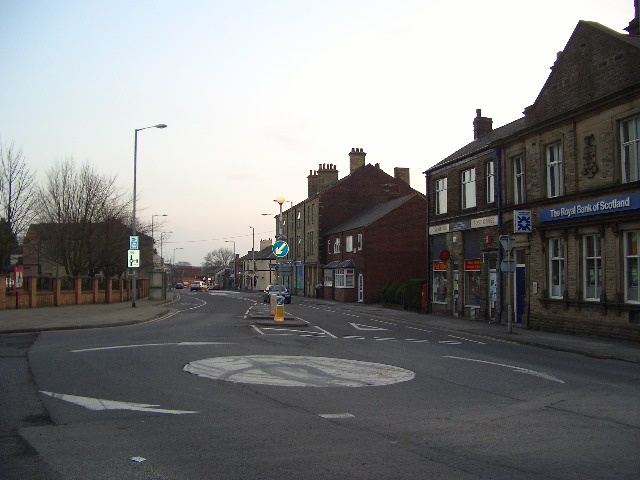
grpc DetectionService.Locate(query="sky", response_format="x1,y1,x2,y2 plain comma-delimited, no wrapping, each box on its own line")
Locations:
0,0,635,266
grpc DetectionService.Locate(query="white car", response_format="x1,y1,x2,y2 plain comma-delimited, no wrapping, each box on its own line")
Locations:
190,281,206,291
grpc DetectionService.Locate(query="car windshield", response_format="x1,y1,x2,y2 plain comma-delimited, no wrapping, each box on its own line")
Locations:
268,285,287,292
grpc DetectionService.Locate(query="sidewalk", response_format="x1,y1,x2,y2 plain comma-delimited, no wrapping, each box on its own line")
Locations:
0,292,638,363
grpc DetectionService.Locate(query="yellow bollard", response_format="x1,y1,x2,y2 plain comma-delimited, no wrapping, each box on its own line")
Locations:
274,295,284,322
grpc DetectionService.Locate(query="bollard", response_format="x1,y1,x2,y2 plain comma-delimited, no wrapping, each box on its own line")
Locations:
274,295,284,321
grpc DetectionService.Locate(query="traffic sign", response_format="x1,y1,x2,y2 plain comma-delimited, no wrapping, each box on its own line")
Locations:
499,235,514,252
500,259,516,272
130,236,139,250
273,240,289,257
128,249,140,268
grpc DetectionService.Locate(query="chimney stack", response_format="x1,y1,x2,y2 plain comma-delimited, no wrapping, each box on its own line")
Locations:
349,147,366,173
308,163,338,196
473,109,493,140
624,0,639,35
394,167,410,185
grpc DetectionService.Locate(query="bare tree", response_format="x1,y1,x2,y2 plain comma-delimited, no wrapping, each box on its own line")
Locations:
0,140,38,241
35,158,131,277
202,248,234,269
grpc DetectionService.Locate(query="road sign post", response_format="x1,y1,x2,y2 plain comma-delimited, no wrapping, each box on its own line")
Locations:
499,235,515,334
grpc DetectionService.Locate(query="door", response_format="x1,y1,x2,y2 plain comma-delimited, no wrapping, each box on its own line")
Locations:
488,269,497,320
515,265,526,324
357,274,364,302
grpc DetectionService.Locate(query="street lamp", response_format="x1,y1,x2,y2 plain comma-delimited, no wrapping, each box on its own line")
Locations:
249,226,255,291
225,240,236,290
173,247,183,265
131,123,167,308
151,214,168,245
274,196,285,288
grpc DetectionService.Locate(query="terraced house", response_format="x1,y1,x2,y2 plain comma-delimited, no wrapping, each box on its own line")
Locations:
424,8,640,341
275,148,425,303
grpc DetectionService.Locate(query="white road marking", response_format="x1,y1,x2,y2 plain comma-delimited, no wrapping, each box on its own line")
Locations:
406,339,430,343
349,322,389,331
185,355,415,387
448,334,486,344
343,335,366,340
319,413,355,419
444,356,565,383
374,337,397,341
406,326,433,333
70,342,232,353
439,340,462,345
40,391,198,414
313,326,338,338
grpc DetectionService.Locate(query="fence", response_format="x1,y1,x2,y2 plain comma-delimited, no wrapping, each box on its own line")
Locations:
0,276,149,310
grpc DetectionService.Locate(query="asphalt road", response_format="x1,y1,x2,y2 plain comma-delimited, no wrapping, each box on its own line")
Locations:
2,290,639,479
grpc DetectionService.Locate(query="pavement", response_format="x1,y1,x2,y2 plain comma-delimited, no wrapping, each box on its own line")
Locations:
0,291,638,363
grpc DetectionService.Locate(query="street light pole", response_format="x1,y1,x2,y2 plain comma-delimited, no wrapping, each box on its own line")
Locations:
172,247,183,286
151,214,168,247
131,123,167,308
274,196,285,288
249,226,255,291
225,240,236,289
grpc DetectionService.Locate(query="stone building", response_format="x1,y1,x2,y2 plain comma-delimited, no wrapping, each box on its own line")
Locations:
425,10,640,341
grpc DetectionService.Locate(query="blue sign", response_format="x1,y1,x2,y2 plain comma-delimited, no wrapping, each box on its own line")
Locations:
540,193,640,222
514,210,532,233
273,240,289,257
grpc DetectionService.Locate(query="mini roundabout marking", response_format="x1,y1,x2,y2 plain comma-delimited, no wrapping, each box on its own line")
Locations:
184,355,415,387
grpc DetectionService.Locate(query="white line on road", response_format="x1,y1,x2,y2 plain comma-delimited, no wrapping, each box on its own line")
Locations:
40,391,198,414
319,413,355,419
444,356,565,383
70,342,233,353
448,334,486,344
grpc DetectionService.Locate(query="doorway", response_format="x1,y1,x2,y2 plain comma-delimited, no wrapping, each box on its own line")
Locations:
357,274,364,302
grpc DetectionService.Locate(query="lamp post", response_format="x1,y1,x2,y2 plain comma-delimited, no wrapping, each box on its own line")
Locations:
151,214,168,246
159,231,172,299
274,196,285,288
131,123,167,308
225,240,236,289
159,231,172,270
249,226,255,291
172,247,183,286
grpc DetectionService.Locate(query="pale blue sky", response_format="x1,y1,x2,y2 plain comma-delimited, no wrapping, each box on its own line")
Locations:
0,0,634,265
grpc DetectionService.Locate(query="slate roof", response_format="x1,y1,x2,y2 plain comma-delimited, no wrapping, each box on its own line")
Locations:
426,19,640,175
325,193,422,235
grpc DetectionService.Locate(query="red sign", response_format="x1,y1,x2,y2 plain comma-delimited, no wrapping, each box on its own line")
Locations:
439,249,450,262
464,259,481,271
433,261,447,271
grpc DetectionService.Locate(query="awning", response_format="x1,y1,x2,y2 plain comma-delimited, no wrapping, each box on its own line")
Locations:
323,261,340,269
336,259,355,268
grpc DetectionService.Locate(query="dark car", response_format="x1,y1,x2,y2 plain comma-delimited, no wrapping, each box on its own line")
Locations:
175,282,184,289
262,285,292,304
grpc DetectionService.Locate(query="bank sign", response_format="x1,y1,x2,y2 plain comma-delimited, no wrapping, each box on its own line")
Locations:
540,193,640,222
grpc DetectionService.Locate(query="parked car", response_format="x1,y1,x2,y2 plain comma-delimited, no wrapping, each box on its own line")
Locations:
190,281,206,291
175,282,184,289
208,283,221,290
262,285,292,304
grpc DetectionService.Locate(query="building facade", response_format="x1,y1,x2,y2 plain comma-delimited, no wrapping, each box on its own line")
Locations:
425,14,640,341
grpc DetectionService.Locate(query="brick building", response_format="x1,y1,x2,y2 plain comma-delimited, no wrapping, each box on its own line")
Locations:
323,192,426,303
425,11,640,341
275,148,424,302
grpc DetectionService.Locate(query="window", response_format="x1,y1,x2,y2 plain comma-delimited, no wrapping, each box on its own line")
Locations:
323,269,333,287
549,238,565,298
624,231,639,303
307,232,315,254
346,235,353,252
546,143,564,198
435,178,447,214
335,269,354,288
461,168,476,209
621,116,640,183
583,235,602,301
514,155,526,204
432,264,448,304
296,210,301,227
327,239,331,254
486,161,495,204
357,233,363,250
333,238,341,254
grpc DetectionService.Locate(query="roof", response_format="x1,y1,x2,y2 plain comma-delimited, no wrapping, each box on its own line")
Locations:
426,20,640,175
325,193,423,235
